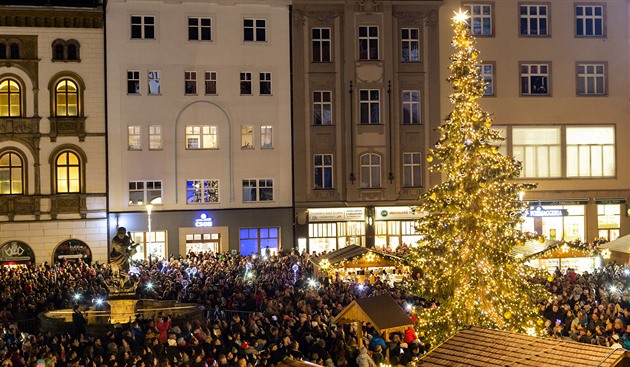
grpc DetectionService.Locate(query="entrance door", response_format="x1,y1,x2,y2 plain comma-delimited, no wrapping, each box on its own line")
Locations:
185,233,220,254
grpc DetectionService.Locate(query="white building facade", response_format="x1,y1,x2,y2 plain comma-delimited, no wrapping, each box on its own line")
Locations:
0,1,108,264
106,0,293,259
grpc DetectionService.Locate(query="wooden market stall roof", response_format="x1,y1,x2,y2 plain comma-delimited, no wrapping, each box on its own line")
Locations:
332,295,413,334
601,234,630,254
513,239,560,258
417,326,628,367
524,241,596,260
310,244,404,268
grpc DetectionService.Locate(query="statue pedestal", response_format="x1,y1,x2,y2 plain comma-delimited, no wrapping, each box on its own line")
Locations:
107,298,138,324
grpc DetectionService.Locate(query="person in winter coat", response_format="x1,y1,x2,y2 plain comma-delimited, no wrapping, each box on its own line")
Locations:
356,347,377,367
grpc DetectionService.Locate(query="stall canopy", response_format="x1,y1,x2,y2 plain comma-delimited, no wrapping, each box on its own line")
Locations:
513,239,561,258
600,234,630,254
524,241,596,261
418,326,629,367
310,244,403,269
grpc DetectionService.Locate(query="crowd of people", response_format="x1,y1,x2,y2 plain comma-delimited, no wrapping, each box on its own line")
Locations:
1,249,630,367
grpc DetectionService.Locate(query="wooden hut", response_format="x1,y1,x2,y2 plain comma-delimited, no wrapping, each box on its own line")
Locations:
310,245,405,281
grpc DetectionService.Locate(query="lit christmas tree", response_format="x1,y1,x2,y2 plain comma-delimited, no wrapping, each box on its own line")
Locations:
409,11,548,348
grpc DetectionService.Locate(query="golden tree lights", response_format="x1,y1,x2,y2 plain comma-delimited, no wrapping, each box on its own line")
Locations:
408,11,548,349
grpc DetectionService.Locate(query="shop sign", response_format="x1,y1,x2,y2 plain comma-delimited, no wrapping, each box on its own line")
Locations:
526,206,568,217
0,241,34,262
309,208,365,222
375,206,424,220
54,240,92,263
595,198,626,205
195,213,214,227
528,200,589,206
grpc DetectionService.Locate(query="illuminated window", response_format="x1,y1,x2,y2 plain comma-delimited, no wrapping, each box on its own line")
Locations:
0,79,21,117
241,125,254,148
56,151,80,193
55,79,78,116
186,125,217,149
260,126,273,149
566,126,614,177
0,152,23,194
239,227,279,256
148,70,161,95
513,127,561,178
149,125,162,150
186,179,219,203
128,126,141,150
128,180,162,205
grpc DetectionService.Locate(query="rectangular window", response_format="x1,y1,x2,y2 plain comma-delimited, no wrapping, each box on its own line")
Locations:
148,70,161,95
205,71,217,95
259,72,272,95
186,125,217,149
239,227,279,256
244,18,266,42
403,152,422,187
131,15,155,39
186,179,219,203
576,5,605,36
520,4,549,36
312,27,331,62
240,72,252,95
401,28,420,62
359,89,380,124
520,63,549,95
313,90,332,125
314,154,333,189
577,63,606,95
477,63,495,96
127,70,140,94
465,3,493,36
185,71,197,95
358,25,379,60
402,90,421,124
128,180,162,205
360,153,381,188
149,125,162,150
241,125,254,148
128,126,141,150
597,204,620,241
566,126,615,177
242,179,273,202
130,230,166,261
512,127,561,177
188,17,212,41
261,126,273,149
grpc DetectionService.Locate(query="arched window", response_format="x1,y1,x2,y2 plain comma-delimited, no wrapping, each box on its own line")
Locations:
0,151,23,194
9,43,19,59
360,153,381,188
56,151,80,193
0,44,6,59
0,79,21,117
67,43,78,60
53,43,65,60
55,79,78,117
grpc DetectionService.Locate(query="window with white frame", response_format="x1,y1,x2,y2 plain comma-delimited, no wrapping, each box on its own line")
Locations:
186,125,217,149
128,126,141,150
127,70,140,94
358,25,379,60
205,71,217,95
244,19,266,42
477,63,495,96
403,152,422,187
566,126,614,177
186,179,219,203
241,125,253,148
465,3,493,36
188,17,212,41
402,90,421,124
313,90,332,125
577,63,606,95
259,73,272,95
240,72,252,95
149,125,162,150
401,28,420,62
261,126,273,149
239,227,279,256
512,127,561,178
185,71,197,94
576,4,604,37
360,89,380,124
131,15,155,39
128,180,162,205
360,153,381,188
520,4,548,36
0,151,23,194
314,154,333,189
148,70,160,95
242,179,274,202
131,230,167,261
520,63,549,95
312,28,331,62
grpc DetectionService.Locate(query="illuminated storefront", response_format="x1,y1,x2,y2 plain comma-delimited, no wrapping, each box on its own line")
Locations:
522,200,587,241
374,207,423,250
307,207,366,254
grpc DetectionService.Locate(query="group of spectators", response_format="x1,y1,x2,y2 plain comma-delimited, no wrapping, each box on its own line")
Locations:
0,250,429,367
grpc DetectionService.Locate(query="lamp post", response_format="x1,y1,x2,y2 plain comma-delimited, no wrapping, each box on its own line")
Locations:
146,204,153,262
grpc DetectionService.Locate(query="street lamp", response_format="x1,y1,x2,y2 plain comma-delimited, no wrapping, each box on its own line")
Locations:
146,204,153,261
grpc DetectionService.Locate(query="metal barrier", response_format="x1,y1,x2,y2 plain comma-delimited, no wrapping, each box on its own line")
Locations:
214,309,256,321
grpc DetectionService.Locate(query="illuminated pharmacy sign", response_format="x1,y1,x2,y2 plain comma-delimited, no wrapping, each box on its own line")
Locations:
526,206,568,217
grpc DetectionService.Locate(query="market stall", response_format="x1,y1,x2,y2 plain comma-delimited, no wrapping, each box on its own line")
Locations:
524,240,604,274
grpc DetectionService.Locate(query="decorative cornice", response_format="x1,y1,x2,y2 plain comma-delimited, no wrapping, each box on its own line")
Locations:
358,0,380,13
393,10,438,27
0,9,103,29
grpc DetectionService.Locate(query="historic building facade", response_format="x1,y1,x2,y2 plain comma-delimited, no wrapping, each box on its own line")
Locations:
0,0,107,264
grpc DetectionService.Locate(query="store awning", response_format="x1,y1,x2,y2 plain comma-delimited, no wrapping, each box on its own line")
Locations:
600,234,630,254
418,326,628,366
